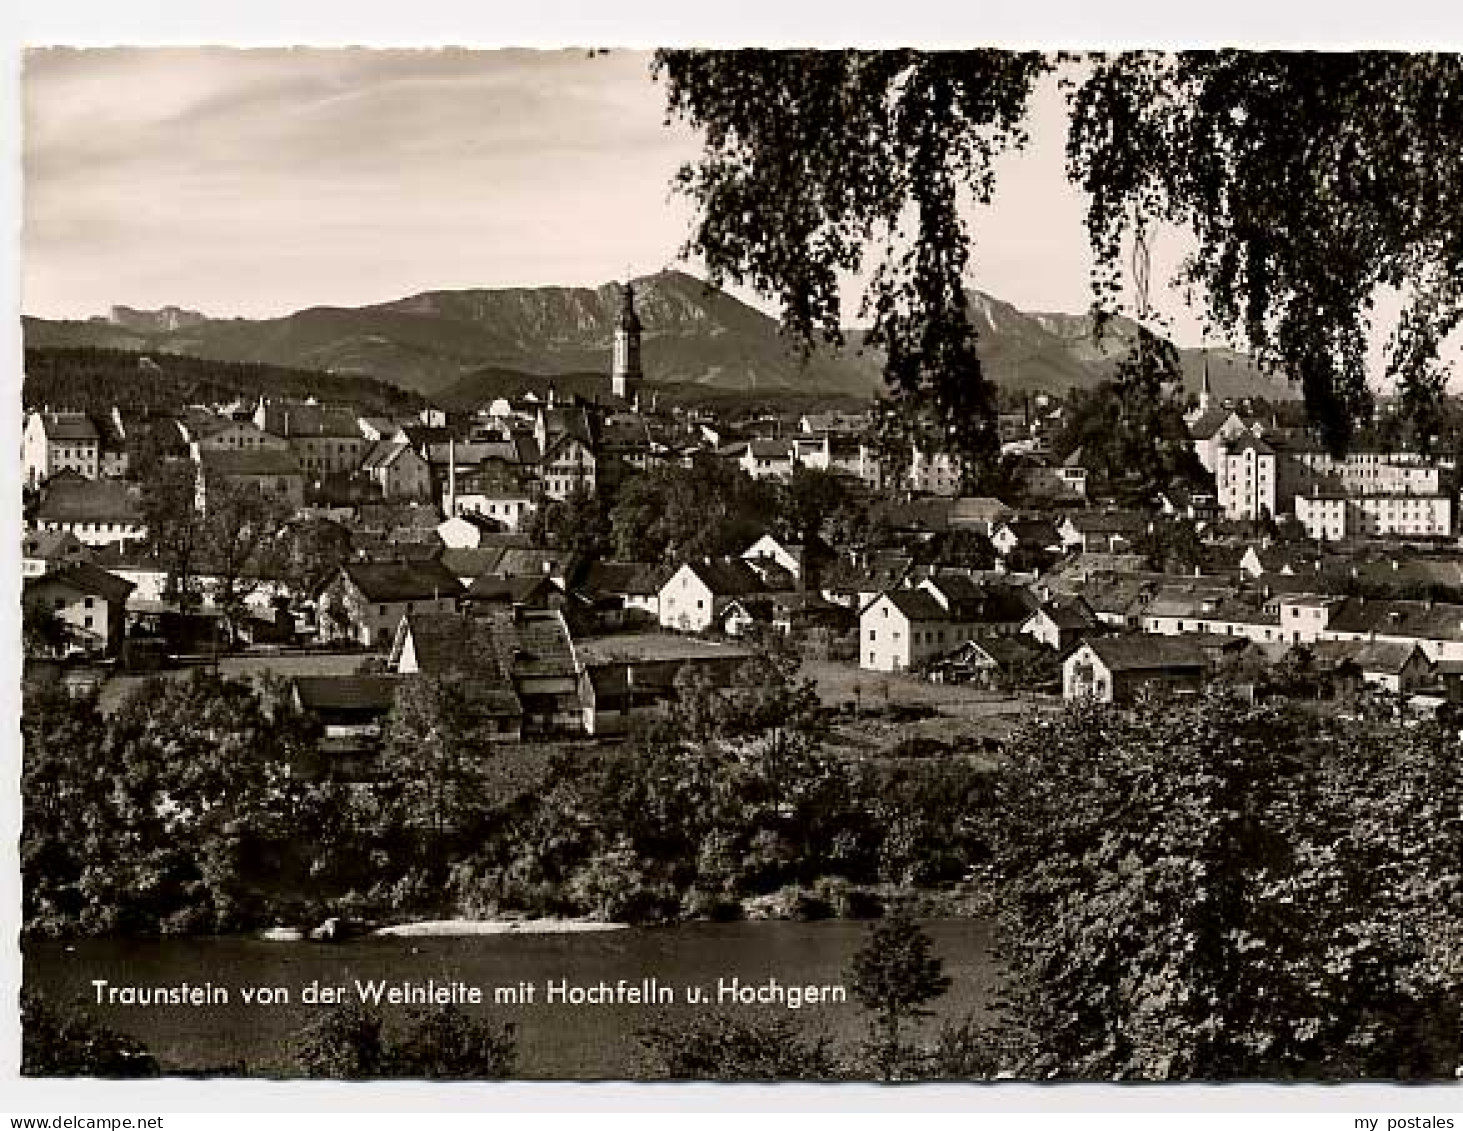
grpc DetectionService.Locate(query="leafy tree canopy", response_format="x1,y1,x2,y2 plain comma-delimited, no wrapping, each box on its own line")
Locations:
656,51,1463,458
21,991,159,1078
990,692,1463,1080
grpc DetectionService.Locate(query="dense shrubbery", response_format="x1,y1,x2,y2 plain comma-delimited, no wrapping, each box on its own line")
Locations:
987,692,1463,1080
21,662,998,937
21,991,160,1078
291,1003,516,1080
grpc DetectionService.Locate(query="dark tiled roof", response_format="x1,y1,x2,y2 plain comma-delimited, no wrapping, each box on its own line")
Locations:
440,547,508,580
259,402,362,438
492,608,579,679
360,441,415,471
198,447,303,477
36,412,100,441
1325,597,1463,644
1311,639,1428,675
429,439,524,466
22,530,86,560
577,560,668,597
400,609,577,683
1041,596,1100,631
495,548,568,578
1068,510,1149,535
924,576,1037,623
1189,408,1242,440
600,420,653,449
540,407,597,449
1225,433,1275,456
879,589,950,621
1081,634,1206,672
999,519,1061,545
342,559,463,603
464,575,560,605
36,479,144,524
357,502,442,530
292,675,399,712
24,560,135,603
948,496,1014,522
683,557,767,597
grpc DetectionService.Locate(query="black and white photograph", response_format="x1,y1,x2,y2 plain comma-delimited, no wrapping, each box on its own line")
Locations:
11,31,1463,1101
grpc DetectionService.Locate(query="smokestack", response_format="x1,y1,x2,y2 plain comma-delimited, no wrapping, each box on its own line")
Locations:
448,436,457,517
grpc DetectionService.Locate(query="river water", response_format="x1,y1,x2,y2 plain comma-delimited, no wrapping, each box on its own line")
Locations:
25,919,1001,1079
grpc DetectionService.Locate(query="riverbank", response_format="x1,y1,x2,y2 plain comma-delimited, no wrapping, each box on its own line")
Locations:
374,918,629,938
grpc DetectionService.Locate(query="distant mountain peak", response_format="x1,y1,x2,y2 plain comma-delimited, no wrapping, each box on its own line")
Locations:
26,275,1297,407
107,305,209,333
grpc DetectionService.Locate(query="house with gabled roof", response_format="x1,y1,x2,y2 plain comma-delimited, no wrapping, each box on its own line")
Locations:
1058,510,1150,554
462,573,564,615
1021,594,1102,652
23,561,135,657
533,404,598,501
658,557,767,633
917,573,1037,637
858,575,1037,673
860,588,955,672
1320,596,1463,664
195,446,306,511
738,439,796,480
1214,432,1278,521
34,478,147,548
1138,584,1286,645
390,606,580,735
1063,635,1206,703
574,560,669,628
740,532,836,586
290,675,402,775
315,558,463,648
991,518,1063,560
929,634,1046,687
255,400,369,475
22,529,91,578
1309,639,1433,694
360,440,432,501
386,613,526,740
23,411,102,484
1188,407,1250,474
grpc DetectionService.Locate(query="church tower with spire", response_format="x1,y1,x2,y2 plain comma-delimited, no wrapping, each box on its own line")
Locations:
612,281,643,402
1197,354,1213,417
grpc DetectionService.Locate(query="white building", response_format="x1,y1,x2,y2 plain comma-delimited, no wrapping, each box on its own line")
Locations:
739,441,796,480
1293,488,1452,542
860,589,958,672
23,411,101,484
909,446,963,495
657,559,766,633
1291,448,1442,496
1214,433,1278,522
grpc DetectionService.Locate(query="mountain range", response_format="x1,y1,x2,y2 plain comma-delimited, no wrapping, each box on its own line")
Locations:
22,271,1300,408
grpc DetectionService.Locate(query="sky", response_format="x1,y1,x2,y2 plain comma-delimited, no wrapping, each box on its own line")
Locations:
22,47,1209,338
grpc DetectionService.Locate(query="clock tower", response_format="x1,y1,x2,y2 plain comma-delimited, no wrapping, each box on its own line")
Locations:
611,281,643,402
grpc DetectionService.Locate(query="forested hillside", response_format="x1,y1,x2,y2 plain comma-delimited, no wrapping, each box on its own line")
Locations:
22,347,426,416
